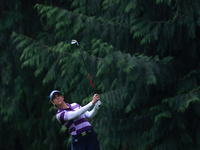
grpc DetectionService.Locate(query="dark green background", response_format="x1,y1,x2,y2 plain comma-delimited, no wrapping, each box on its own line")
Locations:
1,0,200,149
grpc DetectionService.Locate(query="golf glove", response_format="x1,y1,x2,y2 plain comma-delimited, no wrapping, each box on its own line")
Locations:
95,98,101,109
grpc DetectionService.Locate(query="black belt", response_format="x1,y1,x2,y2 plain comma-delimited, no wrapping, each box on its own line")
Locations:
72,128,93,138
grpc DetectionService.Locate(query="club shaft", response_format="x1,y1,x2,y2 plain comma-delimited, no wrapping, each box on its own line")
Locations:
78,47,96,94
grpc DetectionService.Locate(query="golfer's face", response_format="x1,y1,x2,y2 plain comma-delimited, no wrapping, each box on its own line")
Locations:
53,93,63,105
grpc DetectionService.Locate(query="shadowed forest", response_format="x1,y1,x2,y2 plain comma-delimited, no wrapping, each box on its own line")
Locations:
1,0,200,149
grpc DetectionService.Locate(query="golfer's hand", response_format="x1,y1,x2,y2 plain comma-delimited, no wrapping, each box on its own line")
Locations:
92,94,99,105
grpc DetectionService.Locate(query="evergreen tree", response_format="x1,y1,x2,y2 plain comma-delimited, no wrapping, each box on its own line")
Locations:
1,0,200,149
0,0,71,149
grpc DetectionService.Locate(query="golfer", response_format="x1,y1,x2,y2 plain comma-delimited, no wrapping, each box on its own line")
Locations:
50,90,101,150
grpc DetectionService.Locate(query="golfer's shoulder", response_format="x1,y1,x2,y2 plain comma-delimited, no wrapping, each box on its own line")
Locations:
71,102,77,106
71,103,80,109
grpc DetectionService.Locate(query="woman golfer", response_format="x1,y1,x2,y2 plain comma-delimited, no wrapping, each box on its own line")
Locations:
50,90,101,150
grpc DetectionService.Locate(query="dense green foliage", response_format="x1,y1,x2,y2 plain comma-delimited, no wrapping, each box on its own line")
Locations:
1,0,200,149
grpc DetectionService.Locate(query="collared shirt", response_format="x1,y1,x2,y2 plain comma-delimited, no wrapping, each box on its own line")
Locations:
56,103,92,135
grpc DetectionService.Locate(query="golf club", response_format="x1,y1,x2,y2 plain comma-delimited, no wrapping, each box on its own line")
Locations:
71,39,101,107
71,39,95,94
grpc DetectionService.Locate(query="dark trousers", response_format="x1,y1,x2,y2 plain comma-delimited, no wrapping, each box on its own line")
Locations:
71,128,100,150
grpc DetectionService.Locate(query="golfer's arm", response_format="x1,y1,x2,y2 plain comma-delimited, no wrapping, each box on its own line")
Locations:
66,102,93,120
84,107,98,119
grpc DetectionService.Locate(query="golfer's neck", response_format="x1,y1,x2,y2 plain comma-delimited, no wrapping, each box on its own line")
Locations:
58,102,69,109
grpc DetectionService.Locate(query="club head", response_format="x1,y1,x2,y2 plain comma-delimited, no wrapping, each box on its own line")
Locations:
71,39,79,46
